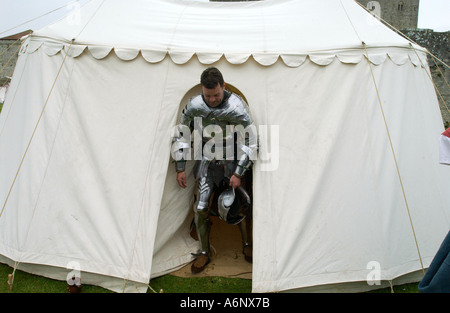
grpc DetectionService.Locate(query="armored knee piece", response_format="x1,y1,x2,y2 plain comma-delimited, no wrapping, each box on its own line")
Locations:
193,177,213,254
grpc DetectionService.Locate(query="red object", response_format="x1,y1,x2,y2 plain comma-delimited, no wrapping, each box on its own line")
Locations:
442,128,450,138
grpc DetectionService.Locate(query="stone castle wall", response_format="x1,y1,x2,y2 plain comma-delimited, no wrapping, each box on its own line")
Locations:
0,40,20,85
404,30,450,125
356,0,419,30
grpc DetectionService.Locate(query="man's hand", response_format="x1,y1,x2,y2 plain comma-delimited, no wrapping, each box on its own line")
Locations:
177,171,187,188
229,175,241,189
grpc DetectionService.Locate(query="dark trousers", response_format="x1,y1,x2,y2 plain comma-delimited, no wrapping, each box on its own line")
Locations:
419,231,450,293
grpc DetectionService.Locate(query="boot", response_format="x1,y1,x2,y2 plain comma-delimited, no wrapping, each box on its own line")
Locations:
237,218,252,263
191,210,211,273
191,252,210,274
243,244,252,263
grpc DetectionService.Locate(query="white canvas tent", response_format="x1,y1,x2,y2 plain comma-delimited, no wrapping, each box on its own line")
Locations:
0,0,449,293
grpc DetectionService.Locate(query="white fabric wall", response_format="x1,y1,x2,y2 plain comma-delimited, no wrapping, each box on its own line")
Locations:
245,55,450,292
1,46,449,293
0,49,202,291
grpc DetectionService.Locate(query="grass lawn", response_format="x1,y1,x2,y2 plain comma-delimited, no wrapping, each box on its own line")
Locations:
0,262,419,293
0,262,253,293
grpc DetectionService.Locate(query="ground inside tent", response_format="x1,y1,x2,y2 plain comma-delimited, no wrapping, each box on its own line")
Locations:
170,216,252,280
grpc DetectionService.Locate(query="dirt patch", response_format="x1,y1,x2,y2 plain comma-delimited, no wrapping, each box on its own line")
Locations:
170,215,252,280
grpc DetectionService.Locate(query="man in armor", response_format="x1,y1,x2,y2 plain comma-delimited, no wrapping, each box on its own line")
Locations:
172,67,257,273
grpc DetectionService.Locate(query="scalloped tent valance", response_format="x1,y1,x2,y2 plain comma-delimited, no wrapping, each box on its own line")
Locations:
21,38,428,68
29,0,426,67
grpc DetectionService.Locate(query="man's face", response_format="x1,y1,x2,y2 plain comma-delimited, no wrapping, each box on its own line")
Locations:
202,83,225,107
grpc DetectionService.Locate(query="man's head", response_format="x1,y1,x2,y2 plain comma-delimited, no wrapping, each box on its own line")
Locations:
201,67,226,108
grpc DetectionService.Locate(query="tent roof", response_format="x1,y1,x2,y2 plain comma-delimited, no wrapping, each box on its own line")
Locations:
27,0,425,67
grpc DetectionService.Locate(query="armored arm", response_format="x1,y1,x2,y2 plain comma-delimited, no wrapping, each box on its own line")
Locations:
230,99,258,179
172,102,196,172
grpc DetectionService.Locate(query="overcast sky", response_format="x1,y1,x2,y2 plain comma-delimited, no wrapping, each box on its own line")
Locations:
0,0,449,38
417,0,450,31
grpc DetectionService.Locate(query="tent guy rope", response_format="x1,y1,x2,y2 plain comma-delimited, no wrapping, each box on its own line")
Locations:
432,55,450,90
363,41,425,275
341,0,425,276
411,44,450,116
0,42,22,77
0,40,74,221
1,41,73,291
0,37,22,59
0,0,94,38
354,0,450,71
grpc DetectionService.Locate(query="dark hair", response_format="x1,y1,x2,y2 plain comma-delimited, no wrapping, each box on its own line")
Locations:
200,67,224,89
